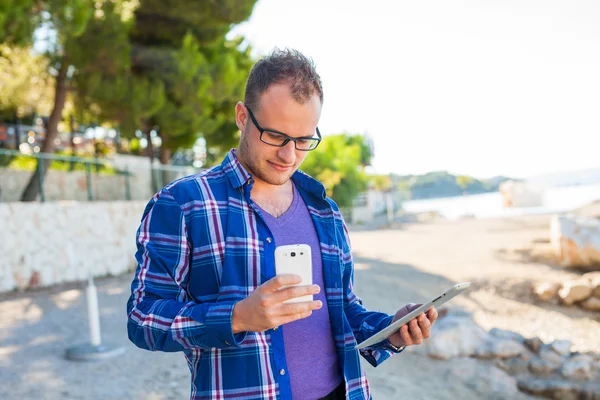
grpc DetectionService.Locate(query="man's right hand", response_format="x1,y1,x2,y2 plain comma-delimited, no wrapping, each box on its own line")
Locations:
231,274,322,334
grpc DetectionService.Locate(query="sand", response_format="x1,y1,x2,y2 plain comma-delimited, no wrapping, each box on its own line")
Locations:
1,213,599,399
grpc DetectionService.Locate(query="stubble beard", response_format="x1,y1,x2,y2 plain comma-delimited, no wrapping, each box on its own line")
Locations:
238,134,296,186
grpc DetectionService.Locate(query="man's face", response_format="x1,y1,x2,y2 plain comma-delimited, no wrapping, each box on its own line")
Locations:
236,83,322,187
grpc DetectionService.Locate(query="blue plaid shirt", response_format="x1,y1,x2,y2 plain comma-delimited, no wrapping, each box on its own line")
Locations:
127,149,398,400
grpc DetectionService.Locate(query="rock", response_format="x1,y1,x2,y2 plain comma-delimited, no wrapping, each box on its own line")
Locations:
445,358,520,398
474,341,497,360
561,354,594,381
532,282,560,302
558,280,593,305
517,378,576,399
529,357,561,375
499,180,544,208
550,215,600,268
580,296,600,311
583,271,600,283
496,356,530,375
583,271,600,297
539,345,564,365
419,315,490,360
489,327,526,343
517,378,600,400
475,339,526,360
490,340,528,359
550,339,572,356
524,337,544,354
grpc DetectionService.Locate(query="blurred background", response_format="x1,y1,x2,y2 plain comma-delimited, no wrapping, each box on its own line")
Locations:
1,1,599,399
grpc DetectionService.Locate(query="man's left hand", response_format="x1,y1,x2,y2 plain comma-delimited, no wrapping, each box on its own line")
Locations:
387,303,438,348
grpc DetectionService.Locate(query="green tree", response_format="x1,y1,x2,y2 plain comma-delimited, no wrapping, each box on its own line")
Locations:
0,44,53,122
456,175,475,193
0,0,96,201
369,174,391,191
70,1,164,136
0,0,37,46
127,0,257,169
301,133,370,208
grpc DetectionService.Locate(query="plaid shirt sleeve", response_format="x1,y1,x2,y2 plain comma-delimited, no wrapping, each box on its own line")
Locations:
126,188,247,352
337,213,399,367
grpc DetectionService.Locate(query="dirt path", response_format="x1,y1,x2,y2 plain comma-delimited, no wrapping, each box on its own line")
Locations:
1,214,598,399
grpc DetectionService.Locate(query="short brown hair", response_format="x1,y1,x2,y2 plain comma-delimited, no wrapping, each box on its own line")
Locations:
244,48,323,110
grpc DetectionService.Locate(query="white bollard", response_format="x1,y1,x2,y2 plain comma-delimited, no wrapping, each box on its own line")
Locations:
87,277,102,347
65,275,125,361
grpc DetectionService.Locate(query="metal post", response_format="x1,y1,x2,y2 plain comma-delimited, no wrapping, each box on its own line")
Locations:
85,162,93,201
124,166,131,201
15,117,21,149
37,156,45,203
387,192,394,224
157,164,164,189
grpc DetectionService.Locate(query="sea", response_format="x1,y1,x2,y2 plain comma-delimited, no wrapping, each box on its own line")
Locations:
401,183,600,220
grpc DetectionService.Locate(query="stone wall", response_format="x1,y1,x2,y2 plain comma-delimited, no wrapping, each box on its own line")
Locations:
0,167,154,202
0,201,147,293
0,155,198,203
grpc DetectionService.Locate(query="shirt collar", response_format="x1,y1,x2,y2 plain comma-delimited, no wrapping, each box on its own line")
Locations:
221,148,327,200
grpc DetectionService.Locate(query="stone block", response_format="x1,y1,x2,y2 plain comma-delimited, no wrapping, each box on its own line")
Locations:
551,215,600,268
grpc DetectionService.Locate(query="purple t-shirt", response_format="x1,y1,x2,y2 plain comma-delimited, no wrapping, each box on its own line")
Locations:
256,184,343,399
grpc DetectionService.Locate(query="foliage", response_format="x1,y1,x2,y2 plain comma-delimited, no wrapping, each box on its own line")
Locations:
0,0,96,200
0,0,38,46
0,45,53,119
71,1,164,133
369,174,392,191
1,0,258,199
6,153,117,174
456,175,475,191
126,0,257,161
390,171,512,200
301,133,371,208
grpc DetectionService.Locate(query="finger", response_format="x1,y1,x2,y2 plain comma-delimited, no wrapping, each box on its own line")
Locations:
261,274,302,292
427,308,438,322
276,310,313,326
279,300,322,316
408,318,423,344
417,313,432,338
273,284,320,303
399,324,412,345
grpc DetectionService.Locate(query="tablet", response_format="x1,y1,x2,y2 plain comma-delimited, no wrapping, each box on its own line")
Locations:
355,282,471,350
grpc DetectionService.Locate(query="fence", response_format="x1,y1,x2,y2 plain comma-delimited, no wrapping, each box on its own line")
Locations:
0,148,201,203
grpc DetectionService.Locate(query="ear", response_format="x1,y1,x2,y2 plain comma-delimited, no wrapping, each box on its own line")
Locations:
235,102,248,133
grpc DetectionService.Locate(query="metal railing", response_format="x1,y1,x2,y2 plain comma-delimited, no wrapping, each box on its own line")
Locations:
0,148,201,203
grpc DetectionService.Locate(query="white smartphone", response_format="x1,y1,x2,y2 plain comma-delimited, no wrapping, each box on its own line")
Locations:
355,282,472,350
274,244,313,304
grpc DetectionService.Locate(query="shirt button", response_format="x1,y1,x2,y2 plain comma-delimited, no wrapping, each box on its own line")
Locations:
273,326,278,331
279,369,286,376
266,237,272,243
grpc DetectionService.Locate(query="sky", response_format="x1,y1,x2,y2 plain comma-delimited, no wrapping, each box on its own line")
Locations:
229,0,600,179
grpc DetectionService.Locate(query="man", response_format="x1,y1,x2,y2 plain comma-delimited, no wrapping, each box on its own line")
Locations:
127,48,438,400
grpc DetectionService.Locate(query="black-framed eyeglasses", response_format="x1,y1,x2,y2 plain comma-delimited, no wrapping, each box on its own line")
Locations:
245,105,322,151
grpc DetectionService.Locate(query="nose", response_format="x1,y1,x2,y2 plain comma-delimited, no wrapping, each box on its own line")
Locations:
276,140,296,163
